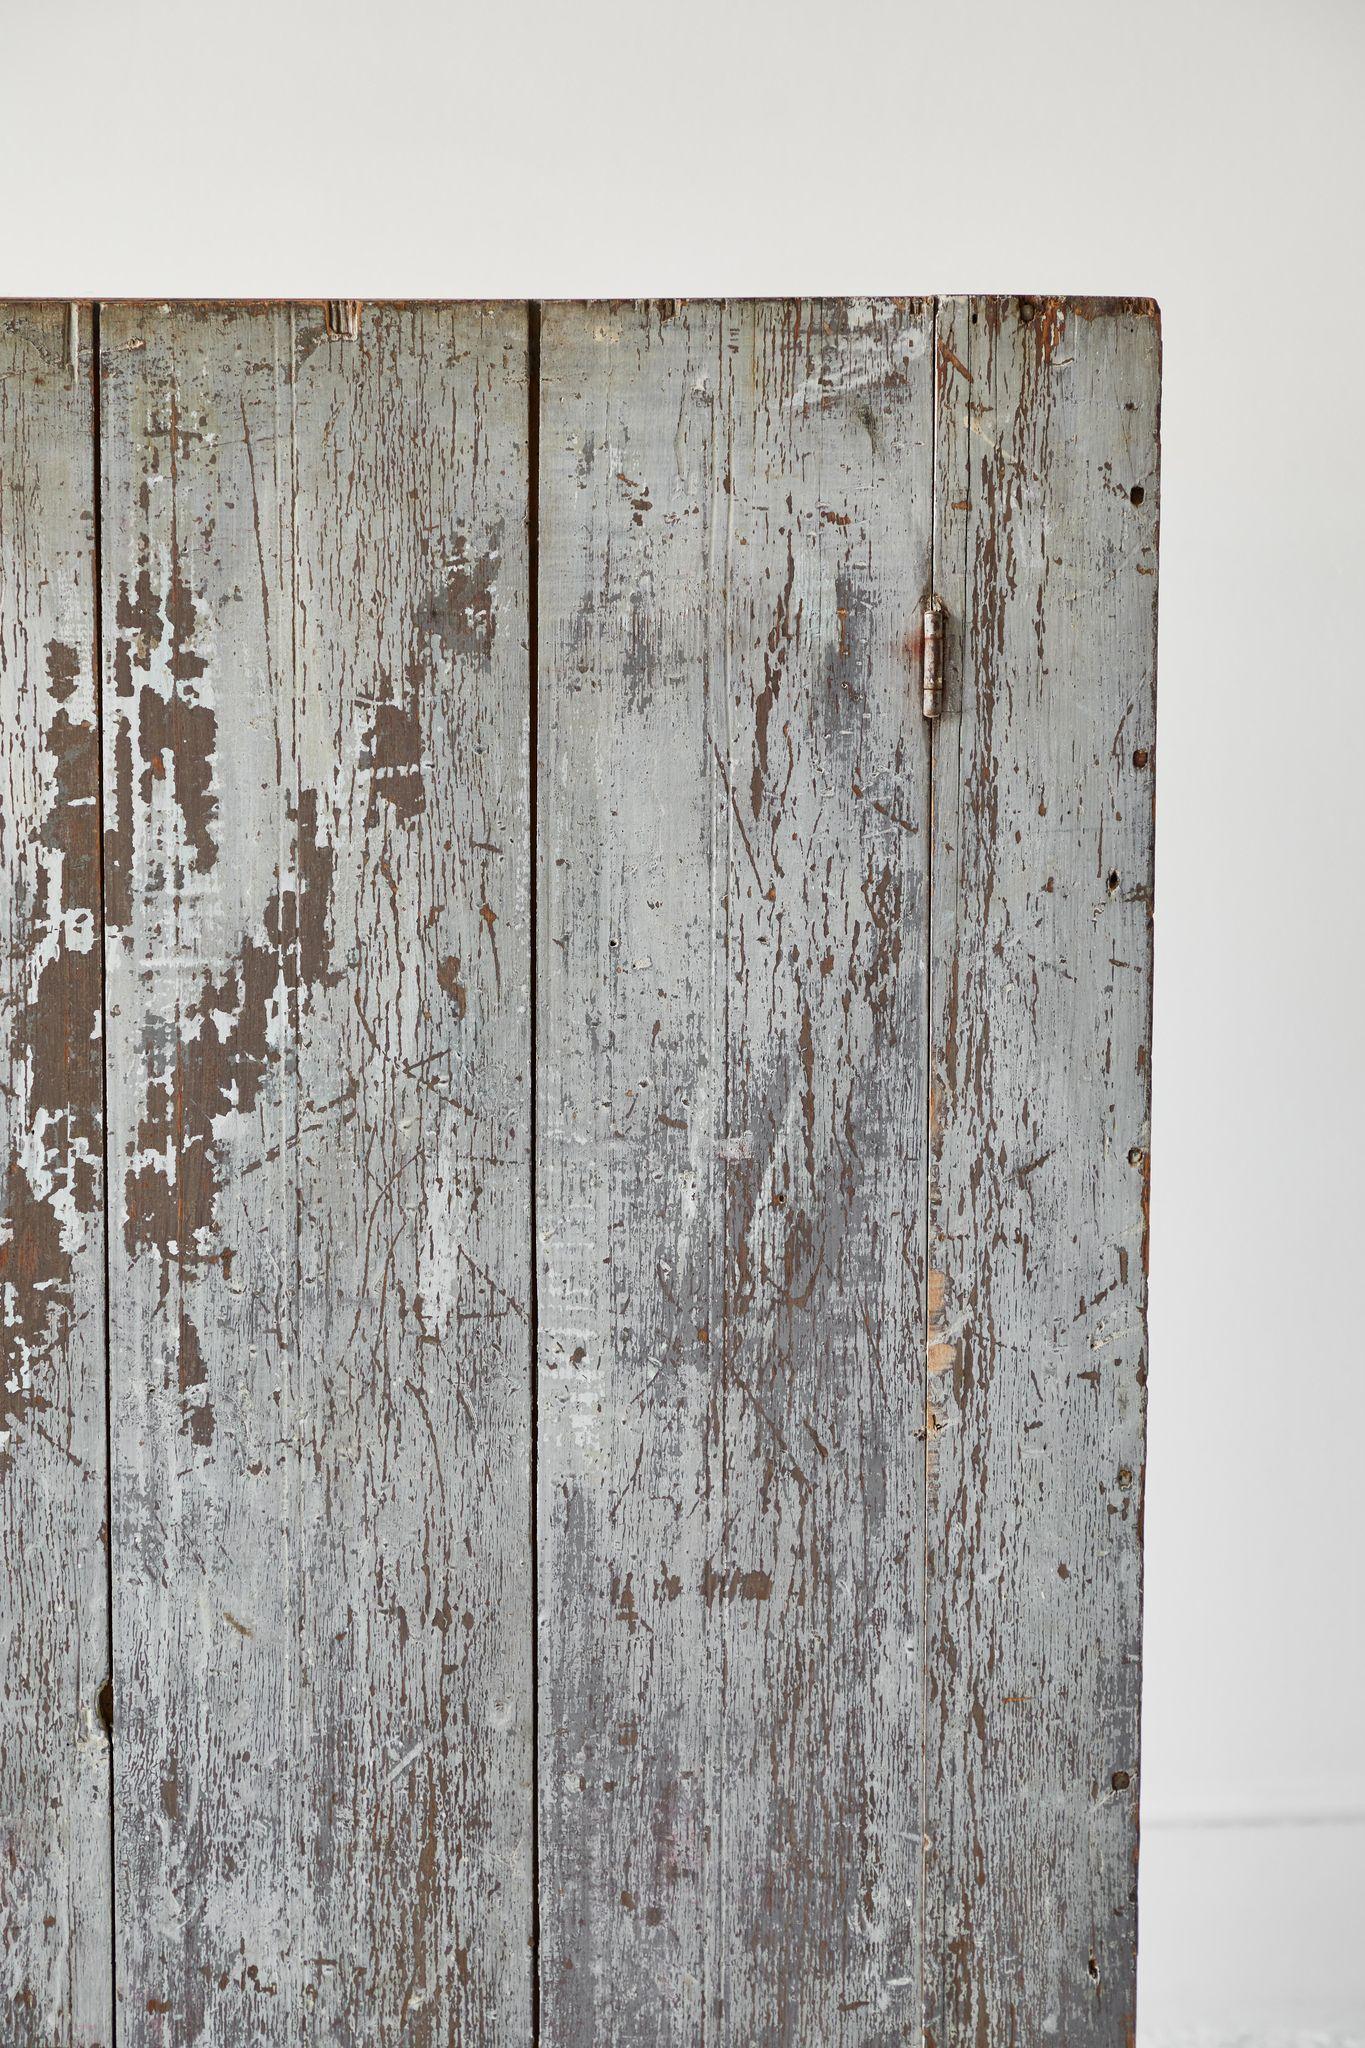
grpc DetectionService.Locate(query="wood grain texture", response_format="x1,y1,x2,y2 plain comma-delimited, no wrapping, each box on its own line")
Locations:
0,293,1159,2043
923,296,1160,2045
537,299,934,2044
100,303,533,2044
0,302,112,2048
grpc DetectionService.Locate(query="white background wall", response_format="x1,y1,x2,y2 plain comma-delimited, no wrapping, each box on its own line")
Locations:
5,0,1363,2036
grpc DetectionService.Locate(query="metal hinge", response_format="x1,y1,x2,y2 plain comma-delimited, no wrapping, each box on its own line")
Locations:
922,594,946,719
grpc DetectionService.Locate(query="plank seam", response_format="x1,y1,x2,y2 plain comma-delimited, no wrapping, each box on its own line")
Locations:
90,296,119,2048
917,290,939,2048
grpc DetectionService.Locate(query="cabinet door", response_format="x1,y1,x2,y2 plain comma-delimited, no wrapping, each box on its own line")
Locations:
537,295,1159,2046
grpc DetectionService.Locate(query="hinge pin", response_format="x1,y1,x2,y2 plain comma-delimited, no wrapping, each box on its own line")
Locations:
922,594,946,719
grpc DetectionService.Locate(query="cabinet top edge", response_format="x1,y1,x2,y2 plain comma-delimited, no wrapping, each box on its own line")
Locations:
0,295,1161,322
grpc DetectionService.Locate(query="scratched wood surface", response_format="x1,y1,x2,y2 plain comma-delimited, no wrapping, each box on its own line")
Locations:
100,303,533,2044
0,293,1158,2045
923,296,1160,2044
537,299,935,2044
0,305,111,2047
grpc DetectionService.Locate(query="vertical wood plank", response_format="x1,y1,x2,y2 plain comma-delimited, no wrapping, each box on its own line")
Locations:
101,303,532,2043
924,296,1160,2044
0,302,112,2047
538,298,934,2043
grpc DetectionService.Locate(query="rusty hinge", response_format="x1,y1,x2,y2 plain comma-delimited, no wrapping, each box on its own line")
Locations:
922,594,946,719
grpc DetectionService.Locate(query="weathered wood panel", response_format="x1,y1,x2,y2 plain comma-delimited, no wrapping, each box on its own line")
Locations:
100,303,533,2044
538,299,934,2043
0,303,112,2047
0,292,1158,2042
923,296,1160,2044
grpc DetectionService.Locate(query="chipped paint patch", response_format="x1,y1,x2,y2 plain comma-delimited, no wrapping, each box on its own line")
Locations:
0,699,102,1471
121,794,337,1444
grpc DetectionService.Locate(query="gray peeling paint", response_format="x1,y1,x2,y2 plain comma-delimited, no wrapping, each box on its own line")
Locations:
0,297,1158,2047
100,303,533,2047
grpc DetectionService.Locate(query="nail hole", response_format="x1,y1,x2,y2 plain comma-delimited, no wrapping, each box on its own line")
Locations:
1111,1769,1131,1790
1107,870,1120,894
1019,298,1036,323
1088,1956,1100,1981
1129,485,1145,506
1132,748,1149,769
1128,1146,1144,1167
1117,1467,1133,1491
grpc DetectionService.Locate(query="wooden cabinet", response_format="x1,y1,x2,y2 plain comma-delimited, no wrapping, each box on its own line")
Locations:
0,296,1159,2045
